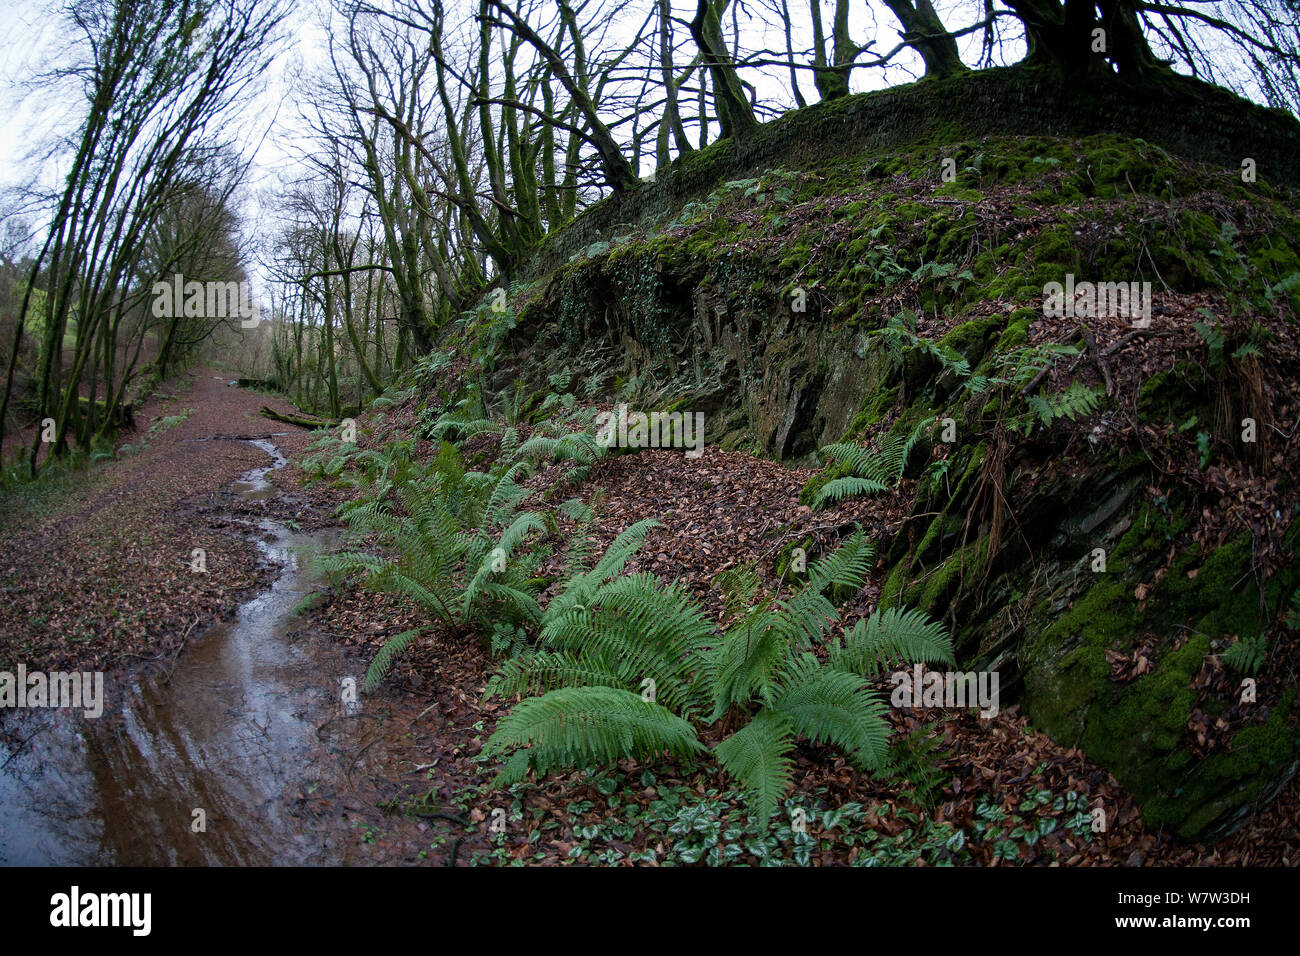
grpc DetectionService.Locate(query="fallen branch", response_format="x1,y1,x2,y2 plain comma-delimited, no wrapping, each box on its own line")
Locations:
259,406,340,429
1021,326,1079,396
1102,328,1177,357
1082,328,1115,396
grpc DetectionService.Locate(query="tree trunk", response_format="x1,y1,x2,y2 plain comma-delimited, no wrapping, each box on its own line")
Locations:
690,0,758,141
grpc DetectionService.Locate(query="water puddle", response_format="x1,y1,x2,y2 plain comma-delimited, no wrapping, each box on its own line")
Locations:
230,438,288,501
0,441,382,865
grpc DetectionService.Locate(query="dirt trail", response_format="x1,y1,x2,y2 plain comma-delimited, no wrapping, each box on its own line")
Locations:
1,369,327,671
0,371,463,865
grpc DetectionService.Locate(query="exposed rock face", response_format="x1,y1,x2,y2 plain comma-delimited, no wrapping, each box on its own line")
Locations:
480,74,1300,840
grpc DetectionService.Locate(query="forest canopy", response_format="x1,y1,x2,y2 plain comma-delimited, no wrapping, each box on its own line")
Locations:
1,0,1298,460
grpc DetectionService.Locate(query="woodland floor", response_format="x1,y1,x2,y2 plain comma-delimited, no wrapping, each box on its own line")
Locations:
1,369,1297,865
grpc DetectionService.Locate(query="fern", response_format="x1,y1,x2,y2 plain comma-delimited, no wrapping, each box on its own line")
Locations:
1222,633,1268,675
710,606,795,717
429,417,502,442
364,627,426,693
715,563,766,620
805,529,877,594
516,430,604,467
771,654,891,771
813,475,892,508
714,710,796,825
993,342,1080,389
811,417,935,511
1025,382,1104,429
829,606,955,677
483,686,704,785
871,318,970,379
320,457,551,691
482,530,950,828
539,573,715,718
486,649,631,700
882,722,949,807
542,518,661,624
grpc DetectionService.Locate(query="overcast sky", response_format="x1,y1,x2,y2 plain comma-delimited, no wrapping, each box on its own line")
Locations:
0,0,1272,278
0,0,971,205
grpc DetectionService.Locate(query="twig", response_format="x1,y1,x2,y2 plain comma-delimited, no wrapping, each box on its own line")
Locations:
1082,327,1114,396
1021,325,1079,396
1102,328,1177,357
158,616,202,686
758,521,864,560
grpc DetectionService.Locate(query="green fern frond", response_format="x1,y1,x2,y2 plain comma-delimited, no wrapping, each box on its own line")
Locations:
517,430,604,467
478,581,545,626
584,518,660,584
772,655,891,771
715,563,766,620
500,426,520,460
882,721,950,807
829,606,955,677
1029,382,1104,427
710,609,791,717
364,627,427,693
485,650,631,700
805,529,877,594
541,573,715,717
429,417,501,442
483,686,704,785
776,586,838,649
559,497,593,523
812,418,934,510
540,519,660,626
777,533,877,645
1222,633,1268,675
818,442,884,476
714,710,796,824
812,476,892,509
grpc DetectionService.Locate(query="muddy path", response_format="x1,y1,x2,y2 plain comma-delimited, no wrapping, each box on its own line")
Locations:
0,375,464,865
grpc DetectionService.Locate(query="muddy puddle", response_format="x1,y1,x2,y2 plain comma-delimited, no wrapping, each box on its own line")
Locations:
0,440,396,865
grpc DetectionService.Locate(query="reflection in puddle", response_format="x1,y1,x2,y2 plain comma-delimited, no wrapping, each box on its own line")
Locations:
229,439,288,501
0,441,373,865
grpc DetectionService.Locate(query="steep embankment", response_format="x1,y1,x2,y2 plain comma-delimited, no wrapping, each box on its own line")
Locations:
439,69,1300,841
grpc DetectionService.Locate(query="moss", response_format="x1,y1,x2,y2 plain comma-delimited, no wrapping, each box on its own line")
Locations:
906,538,989,615
1145,689,1297,837
1081,632,1209,799
798,457,851,506
913,514,947,564
997,310,1034,349
933,185,983,202
1136,361,1208,423
776,536,814,583
1174,536,1271,640
939,314,1005,365
878,561,909,612
1020,488,1292,836
1155,208,1243,290
843,385,899,439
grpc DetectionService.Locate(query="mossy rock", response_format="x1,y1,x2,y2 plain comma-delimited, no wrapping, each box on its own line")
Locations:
776,537,814,584
1136,361,1208,423
905,538,990,616
1020,511,1297,838
1147,690,1298,838
939,314,1005,366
